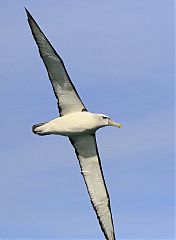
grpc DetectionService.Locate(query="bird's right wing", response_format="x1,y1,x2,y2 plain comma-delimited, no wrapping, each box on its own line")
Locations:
69,134,116,240
26,9,87,116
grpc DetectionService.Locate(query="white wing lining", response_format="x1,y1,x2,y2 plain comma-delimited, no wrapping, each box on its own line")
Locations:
26,9,87,116
69,134,116,240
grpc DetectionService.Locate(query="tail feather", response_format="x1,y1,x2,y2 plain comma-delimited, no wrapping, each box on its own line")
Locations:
32,122,48,134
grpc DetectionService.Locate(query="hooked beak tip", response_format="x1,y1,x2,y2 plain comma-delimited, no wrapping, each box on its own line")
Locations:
108,119,123,128
117,123,122,128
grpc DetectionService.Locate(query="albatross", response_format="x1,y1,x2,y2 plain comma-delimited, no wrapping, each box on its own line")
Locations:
26,9,122,240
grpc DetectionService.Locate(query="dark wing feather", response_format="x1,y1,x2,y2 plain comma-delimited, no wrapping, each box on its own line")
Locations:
26,9,87,116
69,134,116,240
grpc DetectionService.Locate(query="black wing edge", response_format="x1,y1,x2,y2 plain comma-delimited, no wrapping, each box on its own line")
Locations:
69,134,116,240
25,8,87,115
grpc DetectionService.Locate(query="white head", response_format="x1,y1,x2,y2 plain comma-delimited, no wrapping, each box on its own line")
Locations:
94,114,122,129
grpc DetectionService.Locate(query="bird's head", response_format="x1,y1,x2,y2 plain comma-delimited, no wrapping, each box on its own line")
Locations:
95,114,122,129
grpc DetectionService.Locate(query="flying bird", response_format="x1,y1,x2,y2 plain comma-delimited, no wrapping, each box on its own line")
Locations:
26,8,122,240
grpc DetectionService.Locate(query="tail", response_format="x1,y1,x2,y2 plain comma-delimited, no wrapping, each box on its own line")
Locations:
32,122,48,135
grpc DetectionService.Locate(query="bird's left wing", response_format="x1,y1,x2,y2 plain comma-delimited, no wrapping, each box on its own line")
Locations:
26,9,87,116
69,134,116,240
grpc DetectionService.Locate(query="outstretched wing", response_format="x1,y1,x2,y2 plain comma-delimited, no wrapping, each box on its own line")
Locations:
69,134,116,240
26,9,87,116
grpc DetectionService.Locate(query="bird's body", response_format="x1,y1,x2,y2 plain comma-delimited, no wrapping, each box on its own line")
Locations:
26,8,122,240
33,112,106,136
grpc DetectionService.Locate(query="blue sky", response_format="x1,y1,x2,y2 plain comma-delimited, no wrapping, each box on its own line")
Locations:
0,0,174,239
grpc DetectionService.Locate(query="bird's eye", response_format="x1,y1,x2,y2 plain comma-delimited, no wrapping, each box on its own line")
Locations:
102,116,108,119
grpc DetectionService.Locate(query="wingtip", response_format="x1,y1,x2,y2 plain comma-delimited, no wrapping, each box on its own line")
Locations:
24,7,32,19
24,7,28,14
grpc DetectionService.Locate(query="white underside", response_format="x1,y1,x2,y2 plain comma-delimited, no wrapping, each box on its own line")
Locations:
34,112,104,136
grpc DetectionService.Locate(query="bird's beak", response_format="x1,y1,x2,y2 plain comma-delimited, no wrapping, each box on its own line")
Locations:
108,119,122,128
